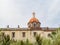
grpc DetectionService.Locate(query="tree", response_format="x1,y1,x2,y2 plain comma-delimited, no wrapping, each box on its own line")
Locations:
0,32,10,45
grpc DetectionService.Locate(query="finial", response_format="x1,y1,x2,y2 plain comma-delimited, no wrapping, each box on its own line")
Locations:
7,25,9,28
32,12,35,18
18,25,20,28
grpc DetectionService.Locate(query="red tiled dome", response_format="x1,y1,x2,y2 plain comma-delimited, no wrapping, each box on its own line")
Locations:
28,12,39,23
29,17,39,23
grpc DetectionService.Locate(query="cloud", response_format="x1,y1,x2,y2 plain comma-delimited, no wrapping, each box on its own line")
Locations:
45,0,60,27
0,0,60,28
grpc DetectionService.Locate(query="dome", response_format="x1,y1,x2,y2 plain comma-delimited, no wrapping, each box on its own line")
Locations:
28,12,39,23
27,12,41,29
29,17,39,23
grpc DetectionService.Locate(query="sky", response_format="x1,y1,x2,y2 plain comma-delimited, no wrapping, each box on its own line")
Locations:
0,0,60,28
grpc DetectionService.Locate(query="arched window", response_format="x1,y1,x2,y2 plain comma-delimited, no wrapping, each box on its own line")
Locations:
33,32,37,37
33,22,36,28
12,32,15,38
22,32,25,37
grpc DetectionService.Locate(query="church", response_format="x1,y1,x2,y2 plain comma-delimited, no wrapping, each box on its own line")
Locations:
0,12,56,42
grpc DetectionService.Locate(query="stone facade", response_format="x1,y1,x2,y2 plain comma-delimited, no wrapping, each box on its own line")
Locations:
0,28,56,42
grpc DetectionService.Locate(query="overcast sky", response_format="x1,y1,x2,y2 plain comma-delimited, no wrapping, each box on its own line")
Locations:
0,0,60,28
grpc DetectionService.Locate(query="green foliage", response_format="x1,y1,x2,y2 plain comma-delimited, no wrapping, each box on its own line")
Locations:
52,31,60,45
42,38,52,45
25,39,33,45
52,31,56,35
0,33,10,45
3,35,10,45
35,35,42,45
20,40,25,45
51,27,60,45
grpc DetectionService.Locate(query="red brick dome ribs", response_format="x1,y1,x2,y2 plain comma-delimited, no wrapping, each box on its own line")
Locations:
29,17,39,23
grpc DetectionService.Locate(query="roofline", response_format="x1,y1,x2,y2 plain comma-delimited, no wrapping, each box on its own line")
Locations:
0,28,56,32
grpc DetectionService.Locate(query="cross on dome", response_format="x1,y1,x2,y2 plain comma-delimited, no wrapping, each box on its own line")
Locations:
32,12,35,18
